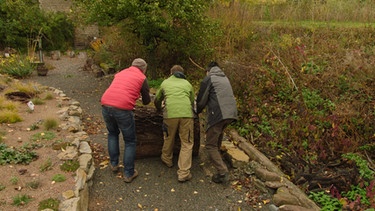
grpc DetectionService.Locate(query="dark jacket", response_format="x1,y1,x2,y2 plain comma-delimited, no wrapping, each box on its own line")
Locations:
196,66,238,130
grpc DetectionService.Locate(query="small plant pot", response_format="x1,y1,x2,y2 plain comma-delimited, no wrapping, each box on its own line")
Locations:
36,63,48,76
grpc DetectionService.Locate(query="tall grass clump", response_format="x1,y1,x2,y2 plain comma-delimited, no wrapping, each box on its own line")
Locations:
43,118,59,131
0,55,35,79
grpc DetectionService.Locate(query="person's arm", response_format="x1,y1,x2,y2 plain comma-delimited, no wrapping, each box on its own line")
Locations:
140,79,151,105
154,85,164,112
196,77,210,114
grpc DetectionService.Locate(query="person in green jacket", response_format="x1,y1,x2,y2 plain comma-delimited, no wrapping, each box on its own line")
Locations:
154,65,195,182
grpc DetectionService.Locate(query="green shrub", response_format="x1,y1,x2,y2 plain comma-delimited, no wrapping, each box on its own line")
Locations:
0,55,35,78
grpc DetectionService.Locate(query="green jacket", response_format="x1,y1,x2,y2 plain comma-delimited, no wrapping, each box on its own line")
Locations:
154,72,195,118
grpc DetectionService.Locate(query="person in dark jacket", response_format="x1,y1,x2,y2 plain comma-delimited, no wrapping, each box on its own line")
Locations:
101,58,151,183
196,61,238,184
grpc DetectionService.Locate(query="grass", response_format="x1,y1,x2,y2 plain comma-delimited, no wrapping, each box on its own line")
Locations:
43,118,59,131
26,180,40,189
12,194,32,206
39,158,52,172
30,98,45,105
43,92,54,100
0,110,22,123
51,174,66,182
38,198,60,211
0,184,5,191
60,160,80,172
10,176,19,185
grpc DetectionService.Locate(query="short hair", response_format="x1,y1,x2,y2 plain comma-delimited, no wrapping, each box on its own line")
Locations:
206,61,219,72
170,65,184,73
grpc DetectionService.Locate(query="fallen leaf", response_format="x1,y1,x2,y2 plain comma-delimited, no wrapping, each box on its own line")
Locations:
137,203,143,208
99,160,109,167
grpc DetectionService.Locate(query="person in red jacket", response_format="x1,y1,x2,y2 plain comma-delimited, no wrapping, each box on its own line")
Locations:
101,58,151,183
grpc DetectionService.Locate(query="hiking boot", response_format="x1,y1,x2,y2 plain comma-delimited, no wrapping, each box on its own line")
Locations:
123,170,138,183
111,165,119,173
178,173,192,183
212,172,229,184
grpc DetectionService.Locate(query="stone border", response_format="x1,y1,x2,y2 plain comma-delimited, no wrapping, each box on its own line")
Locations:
224,130,321,211
42,88,95,211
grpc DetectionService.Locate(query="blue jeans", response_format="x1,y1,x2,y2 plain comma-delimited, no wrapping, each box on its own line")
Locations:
102,106,137,177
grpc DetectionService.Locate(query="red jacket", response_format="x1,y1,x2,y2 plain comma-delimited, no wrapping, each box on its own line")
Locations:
101,66,150,110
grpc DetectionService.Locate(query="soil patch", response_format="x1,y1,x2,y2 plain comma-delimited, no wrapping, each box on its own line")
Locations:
0,83,76,210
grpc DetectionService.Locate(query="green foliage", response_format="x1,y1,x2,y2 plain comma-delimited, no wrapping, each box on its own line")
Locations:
0,0,45,50
0,143,38,165
31,131,56,141
309,191,342,211
342,185,370,206
73,0,216,74
38,198,60,211
342,153,374,181
148,78,164,89
51,174,66,182
0,55,35,78
301,88,335,116
42,12,75,51
0,0,74,51
60,160,80,172
12,194,32,206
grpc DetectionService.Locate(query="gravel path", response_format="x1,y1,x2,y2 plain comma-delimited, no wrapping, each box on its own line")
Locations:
25,54,253,211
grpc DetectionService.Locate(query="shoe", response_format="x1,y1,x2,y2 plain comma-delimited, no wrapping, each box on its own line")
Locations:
111,165,119,173
212,172,229,184
178,173,192,182
123,170,138,183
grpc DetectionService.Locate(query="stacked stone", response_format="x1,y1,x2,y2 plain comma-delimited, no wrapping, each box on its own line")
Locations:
44,88,95,211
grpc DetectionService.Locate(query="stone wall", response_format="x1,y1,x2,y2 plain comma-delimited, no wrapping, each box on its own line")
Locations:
39,0,72,12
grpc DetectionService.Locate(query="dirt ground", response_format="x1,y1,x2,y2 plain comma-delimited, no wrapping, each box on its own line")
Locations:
0,83,77,210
